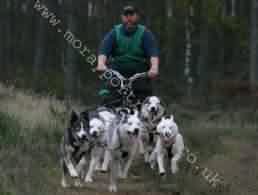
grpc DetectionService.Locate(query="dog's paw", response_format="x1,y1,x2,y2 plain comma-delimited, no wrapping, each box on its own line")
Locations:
100,162,109,173
69,169,79,177
159,172,167,180
84,176,93,183
109,184,117,192
171,164,178,174
159,171,166,177
117,168,123,178
95,163,102,171
149,160,155,169
61,179,69,188
119,172,128,179
144,153,150,163
67,163,79,177
74,179,83,187
100,169,108,174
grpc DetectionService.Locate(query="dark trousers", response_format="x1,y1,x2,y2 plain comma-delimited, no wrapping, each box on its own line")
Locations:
100,78,153,108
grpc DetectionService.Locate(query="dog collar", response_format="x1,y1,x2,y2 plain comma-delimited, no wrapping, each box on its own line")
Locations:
93,140,108,148
163,134,177,147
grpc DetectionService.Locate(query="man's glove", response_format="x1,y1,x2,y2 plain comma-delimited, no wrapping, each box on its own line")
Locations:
96,64,108,72
148,68,159,79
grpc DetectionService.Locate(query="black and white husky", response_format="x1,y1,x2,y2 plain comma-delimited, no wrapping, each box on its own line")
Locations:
60,110,90,188
60,107,117,187
140,96,166,162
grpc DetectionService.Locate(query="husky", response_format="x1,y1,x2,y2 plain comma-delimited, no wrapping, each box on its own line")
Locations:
149,115,184,176
108,109,145,192
140,96,166,162
60,110,90,188
84,107,116,183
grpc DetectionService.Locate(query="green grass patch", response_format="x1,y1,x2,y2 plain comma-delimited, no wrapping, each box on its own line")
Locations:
0,112,22,146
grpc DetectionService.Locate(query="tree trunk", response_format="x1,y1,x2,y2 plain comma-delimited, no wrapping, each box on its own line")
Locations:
0,1,5,81
197,1,209,99
165,0,174,73
184,7,194,101
250,0,258,89
63,0,77,98
3,0,12,81
95,0,105,42
231,0,236,16
21,0,32,67
33,0,47,88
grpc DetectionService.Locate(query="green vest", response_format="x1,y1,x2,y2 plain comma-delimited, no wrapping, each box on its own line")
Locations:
112,24,149,77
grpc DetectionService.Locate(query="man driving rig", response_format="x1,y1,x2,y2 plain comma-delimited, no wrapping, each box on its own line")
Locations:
96,5,160,107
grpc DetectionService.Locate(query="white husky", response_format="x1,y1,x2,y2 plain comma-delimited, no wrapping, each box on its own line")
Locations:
83,108,116,183
108,109,145,192
149,115,184,175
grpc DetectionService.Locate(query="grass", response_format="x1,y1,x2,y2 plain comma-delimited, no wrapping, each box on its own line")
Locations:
0,83,257,195
0,112,21,146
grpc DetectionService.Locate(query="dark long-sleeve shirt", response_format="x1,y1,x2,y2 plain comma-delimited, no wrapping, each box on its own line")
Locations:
98,24,159,58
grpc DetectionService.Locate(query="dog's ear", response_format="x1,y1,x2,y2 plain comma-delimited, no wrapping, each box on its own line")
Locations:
159,97,167,107
136,102,142,111
154,131,160,135
142,96,150,106
170,115,174,121
129,108,135,115
120,114,128,123
118,108,129,116
133,109,139,117
164,115,170,120
80,111,89,121
70,110,78,126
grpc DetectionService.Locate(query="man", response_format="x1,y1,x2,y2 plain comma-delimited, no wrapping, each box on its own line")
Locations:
96,5,160,107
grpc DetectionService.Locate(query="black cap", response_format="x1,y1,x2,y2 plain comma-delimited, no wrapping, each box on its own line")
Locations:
122,5,138,15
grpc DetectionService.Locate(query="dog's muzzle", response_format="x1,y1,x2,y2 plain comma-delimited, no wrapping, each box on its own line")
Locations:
134,128,139,136
92,131,98,138
165,132,171,138
81,134,87,140
128,128,139,136
150,106,158,115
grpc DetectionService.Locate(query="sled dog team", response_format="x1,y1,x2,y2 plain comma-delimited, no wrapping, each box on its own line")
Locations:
60,96,184,192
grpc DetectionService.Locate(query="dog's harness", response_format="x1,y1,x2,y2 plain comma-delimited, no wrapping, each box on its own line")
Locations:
89,139,108,149
163,134,177,159
141,104,165,130
67,128,87,148
141,103,167,148
86,108,117,150
68,130,91,163
141,114,162,146
163,134,177,148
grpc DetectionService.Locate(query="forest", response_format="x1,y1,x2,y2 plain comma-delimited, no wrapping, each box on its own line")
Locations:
1,0,257,106
1,1,258,195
